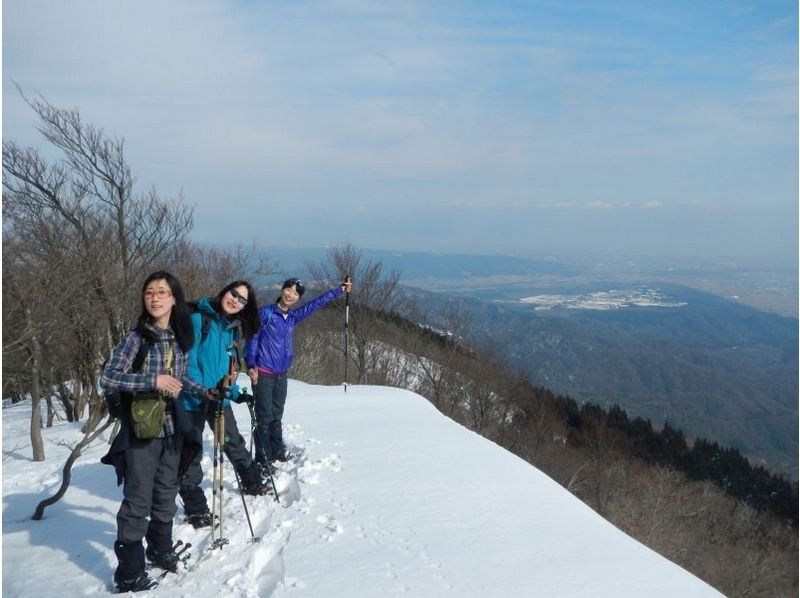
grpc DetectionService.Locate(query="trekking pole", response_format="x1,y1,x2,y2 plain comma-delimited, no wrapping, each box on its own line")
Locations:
209,340,243,549
245,397,280,503
240,388,255,459
343,275,351,393
210,399,220,543
231,465,260,542
210,398,228,549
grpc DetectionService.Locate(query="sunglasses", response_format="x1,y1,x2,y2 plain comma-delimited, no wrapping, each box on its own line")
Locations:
229,288,249,306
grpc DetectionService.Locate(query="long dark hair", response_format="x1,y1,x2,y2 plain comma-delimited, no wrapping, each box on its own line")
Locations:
135,270,194,352
212,280,260,340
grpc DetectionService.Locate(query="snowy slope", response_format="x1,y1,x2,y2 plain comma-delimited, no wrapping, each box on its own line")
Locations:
2,380,723,597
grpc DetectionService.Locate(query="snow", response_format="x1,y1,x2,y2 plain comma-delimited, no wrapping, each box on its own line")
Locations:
519,288,687,310
3,379,722,597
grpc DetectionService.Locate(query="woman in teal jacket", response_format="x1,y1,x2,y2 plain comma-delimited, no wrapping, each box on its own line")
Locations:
178,280,268,528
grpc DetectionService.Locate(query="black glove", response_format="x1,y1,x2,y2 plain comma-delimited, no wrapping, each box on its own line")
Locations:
105,391,124,420
204,388,223,402
233,390,254,405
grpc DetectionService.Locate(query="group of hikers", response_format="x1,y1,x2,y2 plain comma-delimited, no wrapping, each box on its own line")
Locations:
99,270,352,593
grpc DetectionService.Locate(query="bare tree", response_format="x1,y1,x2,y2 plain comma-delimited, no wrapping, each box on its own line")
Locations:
169,239,276,299
3,235,82,460
4,90,192,341
3,91,193,516
305,242,406,384
406,302,472,412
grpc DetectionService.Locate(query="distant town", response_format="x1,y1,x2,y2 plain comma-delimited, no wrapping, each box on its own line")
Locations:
519,288,688,311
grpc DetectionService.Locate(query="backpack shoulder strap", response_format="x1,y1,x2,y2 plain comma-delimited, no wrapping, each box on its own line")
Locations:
188,300,213,345
227,319,243,369
131,333,152,373
200,312,212,345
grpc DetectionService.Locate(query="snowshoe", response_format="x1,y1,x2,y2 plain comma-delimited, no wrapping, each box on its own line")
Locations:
272,446,305,466
240,463,272,495
115,572,157,593
146,542,186,573
185,511,212,529
272,450,291,463
153,542,192,581
256,461,276,480
241,477,272,496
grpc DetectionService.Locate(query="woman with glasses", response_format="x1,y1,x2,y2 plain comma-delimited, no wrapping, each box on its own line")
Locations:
245,277,352,468
100,271,214,593
178,280,268,529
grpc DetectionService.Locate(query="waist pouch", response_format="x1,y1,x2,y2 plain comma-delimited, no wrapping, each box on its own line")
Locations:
131,393,165,440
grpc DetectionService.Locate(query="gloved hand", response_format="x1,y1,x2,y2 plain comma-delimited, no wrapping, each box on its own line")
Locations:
105,392,124,420
233,388,254,405
204,388,223,402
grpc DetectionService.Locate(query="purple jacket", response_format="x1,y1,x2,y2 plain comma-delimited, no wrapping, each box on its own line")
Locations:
244,287,343,374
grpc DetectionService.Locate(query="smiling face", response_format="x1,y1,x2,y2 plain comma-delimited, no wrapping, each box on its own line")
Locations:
142,278,176,327
278,284,301,310
221,285,248,316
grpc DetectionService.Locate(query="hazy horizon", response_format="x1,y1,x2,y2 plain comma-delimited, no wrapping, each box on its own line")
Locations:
3,1,797,269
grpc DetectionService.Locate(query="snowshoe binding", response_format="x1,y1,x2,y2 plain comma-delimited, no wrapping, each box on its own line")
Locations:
115,572,157,593
146,540,191,574
185,511,212,529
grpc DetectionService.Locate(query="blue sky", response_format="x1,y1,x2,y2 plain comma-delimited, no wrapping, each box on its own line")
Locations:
3,0,797,267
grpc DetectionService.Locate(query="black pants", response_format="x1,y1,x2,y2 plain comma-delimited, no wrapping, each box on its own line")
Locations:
178,404,254,515
117,435,181,552
252,374,288,463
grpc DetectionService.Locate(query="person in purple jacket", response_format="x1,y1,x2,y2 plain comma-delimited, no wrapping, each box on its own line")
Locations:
245,277,353,466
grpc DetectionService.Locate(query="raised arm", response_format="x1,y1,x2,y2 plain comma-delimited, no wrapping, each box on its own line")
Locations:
292,286,345,324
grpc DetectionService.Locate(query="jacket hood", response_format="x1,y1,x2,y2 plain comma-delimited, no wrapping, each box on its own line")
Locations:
196,297,218,316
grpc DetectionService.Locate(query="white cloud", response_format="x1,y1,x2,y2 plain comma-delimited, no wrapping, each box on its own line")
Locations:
585,201,614,210
3,0,796,265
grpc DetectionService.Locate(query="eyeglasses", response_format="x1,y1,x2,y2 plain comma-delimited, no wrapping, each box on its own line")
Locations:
143,289,172,300
229,288,248,306
285,278,305,294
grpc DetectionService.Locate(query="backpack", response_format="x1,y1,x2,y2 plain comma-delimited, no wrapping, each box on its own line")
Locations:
104,335,152,420
187,301,245,390
187,301,214,346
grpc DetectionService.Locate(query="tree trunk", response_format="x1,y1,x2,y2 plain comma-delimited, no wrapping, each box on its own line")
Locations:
32,418,114,520
29,328,46,461
78,377,89,421
45,395,55,427
56,378,77,423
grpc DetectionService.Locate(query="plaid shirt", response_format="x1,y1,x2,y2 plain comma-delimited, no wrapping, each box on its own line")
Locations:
101,324,206,436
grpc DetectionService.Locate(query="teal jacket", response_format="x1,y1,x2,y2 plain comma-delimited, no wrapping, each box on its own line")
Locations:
181,297,242,412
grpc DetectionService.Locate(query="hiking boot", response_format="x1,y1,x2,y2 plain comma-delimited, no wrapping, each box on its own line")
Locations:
113,540,146,591
255,461,275,480
240,463,271,495
272,450,291,463
115,572,157,593
184,511,212,529
146,545,181,573
241,477,271,496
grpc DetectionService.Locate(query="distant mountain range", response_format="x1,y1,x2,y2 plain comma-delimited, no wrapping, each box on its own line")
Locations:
410,282,798,478
253,246,798,477
257,245,797,316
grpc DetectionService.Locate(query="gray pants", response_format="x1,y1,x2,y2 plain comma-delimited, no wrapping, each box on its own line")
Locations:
253,374,288,463
178,404,253,515
117,436,180,552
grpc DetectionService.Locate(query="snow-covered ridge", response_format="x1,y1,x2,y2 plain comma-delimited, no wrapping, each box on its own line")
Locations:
3,381,720,597
520,287,687,310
